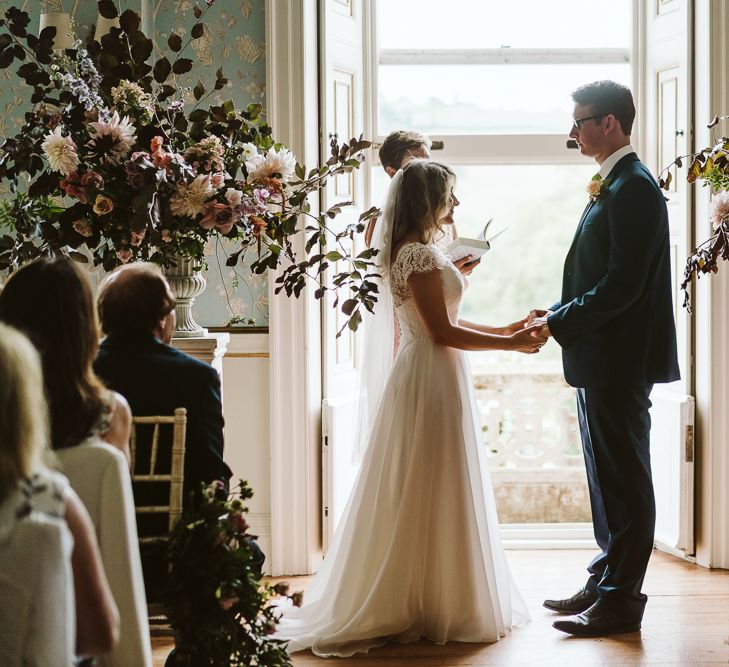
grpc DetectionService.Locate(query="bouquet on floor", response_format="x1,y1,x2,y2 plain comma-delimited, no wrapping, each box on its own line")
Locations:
0,1,379,332
165,479,301,666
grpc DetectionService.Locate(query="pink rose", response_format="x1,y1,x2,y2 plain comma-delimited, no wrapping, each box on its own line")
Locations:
60,174,89,204
130,229,146,246
72,219,93,237
152,149,173,169
150,136,164,153
117,249,133,263
80,171,104,189
210,172,226,189
225,188,243,206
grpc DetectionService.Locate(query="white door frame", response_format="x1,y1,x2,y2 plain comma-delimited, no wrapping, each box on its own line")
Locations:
265,0,323,575
694,0,729,569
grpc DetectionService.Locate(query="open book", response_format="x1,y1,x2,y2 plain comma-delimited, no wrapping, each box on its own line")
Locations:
445,218,507,263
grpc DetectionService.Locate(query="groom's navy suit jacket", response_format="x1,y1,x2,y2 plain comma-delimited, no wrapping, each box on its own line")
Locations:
547,153,680,388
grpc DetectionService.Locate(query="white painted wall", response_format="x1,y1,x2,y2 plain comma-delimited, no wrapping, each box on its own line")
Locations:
220,333,272,572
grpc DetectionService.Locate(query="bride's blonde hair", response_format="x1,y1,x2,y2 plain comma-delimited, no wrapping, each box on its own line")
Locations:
0,323,49,503
390,158,455,261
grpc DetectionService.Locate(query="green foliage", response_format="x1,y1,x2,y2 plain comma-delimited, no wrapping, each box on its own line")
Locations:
659,115,729,311
166,480,297,666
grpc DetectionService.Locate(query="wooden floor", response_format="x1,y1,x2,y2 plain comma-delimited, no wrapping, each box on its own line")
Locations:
152,549,729,666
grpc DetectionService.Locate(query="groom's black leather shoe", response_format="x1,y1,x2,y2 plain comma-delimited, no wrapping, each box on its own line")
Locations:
543,586,598,614
552,600,641,637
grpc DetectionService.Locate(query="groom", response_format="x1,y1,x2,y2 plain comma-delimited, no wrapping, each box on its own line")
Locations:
529,80,680,636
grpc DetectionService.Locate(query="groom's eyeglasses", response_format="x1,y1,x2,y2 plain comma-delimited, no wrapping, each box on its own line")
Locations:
572,114,604,130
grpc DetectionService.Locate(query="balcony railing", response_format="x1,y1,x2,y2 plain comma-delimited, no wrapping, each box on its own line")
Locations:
473,362,590,523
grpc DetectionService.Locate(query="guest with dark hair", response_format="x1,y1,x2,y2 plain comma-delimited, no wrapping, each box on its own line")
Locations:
0,257,132,459
0,257,153,667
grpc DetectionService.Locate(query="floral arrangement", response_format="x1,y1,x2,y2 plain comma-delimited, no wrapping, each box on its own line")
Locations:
659,114,729,311
0,1,380,332
165,479,301,666
587,174,611,203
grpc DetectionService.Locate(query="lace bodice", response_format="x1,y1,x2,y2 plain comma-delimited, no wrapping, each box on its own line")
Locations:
389,242,464,343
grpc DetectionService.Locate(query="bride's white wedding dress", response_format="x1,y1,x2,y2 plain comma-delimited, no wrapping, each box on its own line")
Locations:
276,241,529,657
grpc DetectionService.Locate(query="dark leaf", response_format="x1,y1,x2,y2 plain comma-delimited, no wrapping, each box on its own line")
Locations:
168,32,182,52
153,57,172,83
191,23,205,39
341,298,358,316
98,0,119,19
119,9,141,34
0,35,11,50
193,3,203,19
675,156,682,168
193,79,205,101
172,58,193,75
188,109,209,123
708,115,720,129
0,49,14,69
131,37,153,63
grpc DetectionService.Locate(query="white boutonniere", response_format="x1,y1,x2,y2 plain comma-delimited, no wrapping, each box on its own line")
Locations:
587,175,612,203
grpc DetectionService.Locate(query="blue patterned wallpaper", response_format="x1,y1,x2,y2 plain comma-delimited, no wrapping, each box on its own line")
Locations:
150,0,268,328
0,0,269,328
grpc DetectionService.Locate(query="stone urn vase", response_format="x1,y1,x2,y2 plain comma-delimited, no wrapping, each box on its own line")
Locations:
163,257,208,338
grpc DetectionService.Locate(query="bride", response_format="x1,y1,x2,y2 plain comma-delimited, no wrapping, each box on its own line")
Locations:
276,159,545,657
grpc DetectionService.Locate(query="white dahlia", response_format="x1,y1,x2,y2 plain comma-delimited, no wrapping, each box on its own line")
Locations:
170,174,215,218
246,147,296,182
710,190,729,230
87,111,137,164
41,127,79,176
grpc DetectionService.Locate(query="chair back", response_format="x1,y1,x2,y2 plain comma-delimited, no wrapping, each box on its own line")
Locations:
130,407,187,539
0,515,75,666
57,442,153,667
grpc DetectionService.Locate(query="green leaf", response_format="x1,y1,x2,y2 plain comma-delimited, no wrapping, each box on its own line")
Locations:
325,251,343,261
341,298,358,316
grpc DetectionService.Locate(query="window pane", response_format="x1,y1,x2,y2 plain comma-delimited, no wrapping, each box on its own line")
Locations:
379,63,632,135
371,163,598,366
378,0,632,50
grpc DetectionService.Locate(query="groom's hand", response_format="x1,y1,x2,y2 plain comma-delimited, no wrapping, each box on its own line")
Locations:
526,308,552,326
530,317,552,338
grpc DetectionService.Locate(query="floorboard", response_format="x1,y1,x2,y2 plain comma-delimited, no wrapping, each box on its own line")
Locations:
152,549,729,666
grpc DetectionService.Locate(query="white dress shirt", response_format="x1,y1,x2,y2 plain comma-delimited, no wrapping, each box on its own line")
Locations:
598,143,635,179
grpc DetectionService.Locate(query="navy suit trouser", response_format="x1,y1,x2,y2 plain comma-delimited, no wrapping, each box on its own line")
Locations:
576,385,655,621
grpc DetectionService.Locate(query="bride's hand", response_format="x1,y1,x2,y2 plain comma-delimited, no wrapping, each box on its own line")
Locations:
507,325,547,354
453,255,480,276
501,316,530,336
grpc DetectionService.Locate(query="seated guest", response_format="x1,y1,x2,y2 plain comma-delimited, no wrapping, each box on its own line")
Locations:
95,262,233,510
94,263,264,595
0,258,132,461
0,258,152,667
0,323,119,664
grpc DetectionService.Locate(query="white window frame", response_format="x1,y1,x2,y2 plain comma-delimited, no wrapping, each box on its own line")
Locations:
367,0,640,169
